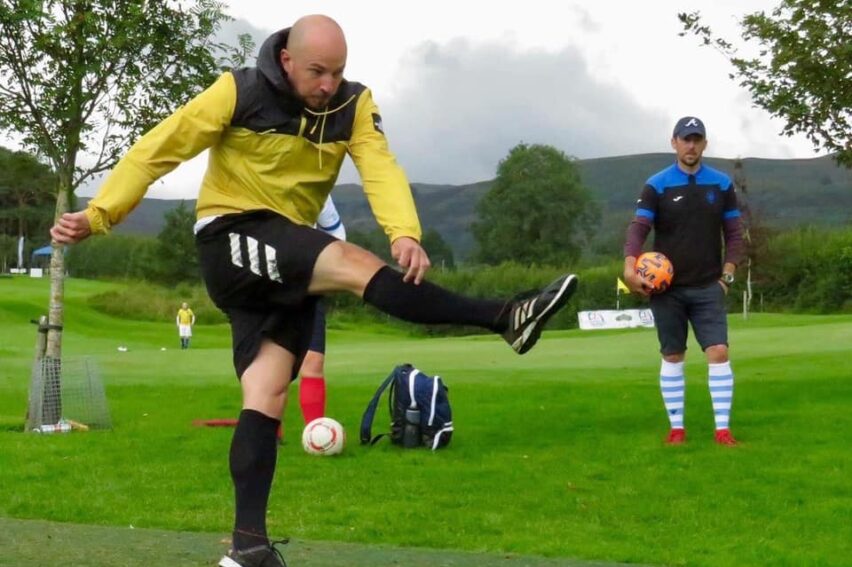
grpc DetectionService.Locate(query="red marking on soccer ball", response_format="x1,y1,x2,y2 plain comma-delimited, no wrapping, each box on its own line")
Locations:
635,252,674,293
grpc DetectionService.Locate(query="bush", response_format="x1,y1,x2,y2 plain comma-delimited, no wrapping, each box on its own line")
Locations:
67,235,157,280
88,281,226,324
751,227,852,313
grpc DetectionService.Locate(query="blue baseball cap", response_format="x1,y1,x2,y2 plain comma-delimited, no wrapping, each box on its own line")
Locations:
673,116,706,138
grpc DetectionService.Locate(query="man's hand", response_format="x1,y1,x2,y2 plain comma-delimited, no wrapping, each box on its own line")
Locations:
50,211,92,245
623,256,652,297
624,269,653,297
391,237,431,284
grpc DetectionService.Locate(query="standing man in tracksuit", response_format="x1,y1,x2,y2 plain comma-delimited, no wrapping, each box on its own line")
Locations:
623,116,744,446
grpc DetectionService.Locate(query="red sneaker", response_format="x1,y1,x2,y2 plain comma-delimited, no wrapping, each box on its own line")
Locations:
665,428,686,445
714,429,737,446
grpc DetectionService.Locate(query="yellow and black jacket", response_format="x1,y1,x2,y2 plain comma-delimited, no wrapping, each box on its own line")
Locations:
85,28,421,243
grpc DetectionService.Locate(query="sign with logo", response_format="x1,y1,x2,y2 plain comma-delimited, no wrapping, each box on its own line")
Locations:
578,309,655,330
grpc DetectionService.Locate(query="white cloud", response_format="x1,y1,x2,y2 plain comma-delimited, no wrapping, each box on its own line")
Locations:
378,38,670,184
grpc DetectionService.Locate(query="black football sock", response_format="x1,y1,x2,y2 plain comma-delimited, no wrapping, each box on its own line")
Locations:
230,409,280,550
363,266,510,332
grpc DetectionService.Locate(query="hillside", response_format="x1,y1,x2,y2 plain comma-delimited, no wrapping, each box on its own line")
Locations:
80,154,851,260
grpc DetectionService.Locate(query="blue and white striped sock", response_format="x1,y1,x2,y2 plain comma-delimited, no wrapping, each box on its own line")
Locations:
709,362,734,430
660,360,685,429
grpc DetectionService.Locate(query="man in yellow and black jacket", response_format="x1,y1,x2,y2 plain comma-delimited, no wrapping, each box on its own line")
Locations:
51,15,577,567
78,22,420,245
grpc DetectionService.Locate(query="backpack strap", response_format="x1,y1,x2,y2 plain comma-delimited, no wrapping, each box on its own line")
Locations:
408,368,421,410
360,369,397,445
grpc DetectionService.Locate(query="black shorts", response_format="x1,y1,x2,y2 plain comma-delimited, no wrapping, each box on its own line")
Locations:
649,281,728,355
195,210,337,378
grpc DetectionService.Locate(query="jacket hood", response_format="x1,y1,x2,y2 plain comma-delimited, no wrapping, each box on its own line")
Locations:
257,28,294,96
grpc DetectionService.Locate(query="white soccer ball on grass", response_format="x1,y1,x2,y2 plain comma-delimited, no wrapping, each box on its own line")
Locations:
301,417,345,456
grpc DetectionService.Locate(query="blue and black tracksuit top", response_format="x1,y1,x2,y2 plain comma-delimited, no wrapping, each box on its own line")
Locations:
625,162,744,288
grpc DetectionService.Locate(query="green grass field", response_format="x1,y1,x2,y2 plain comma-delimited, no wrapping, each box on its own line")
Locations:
1,276,850,566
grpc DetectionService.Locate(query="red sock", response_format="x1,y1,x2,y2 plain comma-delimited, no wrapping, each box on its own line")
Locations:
299,376,326,424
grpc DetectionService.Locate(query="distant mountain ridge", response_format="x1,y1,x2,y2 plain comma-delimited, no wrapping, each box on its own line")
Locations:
80,153,851,260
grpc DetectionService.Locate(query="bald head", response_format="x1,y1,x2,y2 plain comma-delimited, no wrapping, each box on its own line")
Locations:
281,15,347,109
288,15,346,56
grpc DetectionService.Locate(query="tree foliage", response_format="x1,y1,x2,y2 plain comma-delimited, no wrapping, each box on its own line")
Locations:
66,233,155,279
347,228,393,264
473,143,599,266
679,1,852,167
155,200,199,284
757,227,852,312
421,229,455,270
347,227,456,270
0,0,252,190
0,146,56,240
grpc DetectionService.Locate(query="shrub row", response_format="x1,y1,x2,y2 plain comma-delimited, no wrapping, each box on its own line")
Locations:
83,227,852,329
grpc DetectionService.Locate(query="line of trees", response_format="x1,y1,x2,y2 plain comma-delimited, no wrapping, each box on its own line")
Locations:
83,223,852,332
66,200,197,284
0,146,57,270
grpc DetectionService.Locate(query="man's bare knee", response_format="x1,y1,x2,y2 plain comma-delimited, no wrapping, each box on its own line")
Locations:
310,241,385,296
300,351,325,377
705,344,729,364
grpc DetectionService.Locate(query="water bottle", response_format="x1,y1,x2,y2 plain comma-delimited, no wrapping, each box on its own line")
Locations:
35,421,71,434
403,407,421,448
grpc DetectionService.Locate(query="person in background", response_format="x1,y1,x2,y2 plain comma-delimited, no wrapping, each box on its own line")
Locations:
176,302,195,350
623,116,744,447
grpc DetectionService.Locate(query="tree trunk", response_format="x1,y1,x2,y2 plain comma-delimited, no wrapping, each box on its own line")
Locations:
40,180,71,424
46,182,70,359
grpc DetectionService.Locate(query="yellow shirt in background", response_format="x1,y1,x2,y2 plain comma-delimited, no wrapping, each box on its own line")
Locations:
177,308,195,325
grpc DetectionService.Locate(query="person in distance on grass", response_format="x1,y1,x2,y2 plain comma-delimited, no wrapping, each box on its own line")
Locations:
622,116,744,447
176,302,195,350
49,14,578,567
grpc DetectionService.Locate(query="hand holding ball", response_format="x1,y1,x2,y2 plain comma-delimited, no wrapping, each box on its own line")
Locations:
634,252,674,293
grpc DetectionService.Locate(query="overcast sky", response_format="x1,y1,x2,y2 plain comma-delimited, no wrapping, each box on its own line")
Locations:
82,0,823,198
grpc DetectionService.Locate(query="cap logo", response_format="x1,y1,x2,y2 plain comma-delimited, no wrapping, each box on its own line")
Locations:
685,118,699,127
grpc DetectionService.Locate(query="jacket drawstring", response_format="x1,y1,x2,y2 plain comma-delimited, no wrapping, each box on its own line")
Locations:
305,94,357,170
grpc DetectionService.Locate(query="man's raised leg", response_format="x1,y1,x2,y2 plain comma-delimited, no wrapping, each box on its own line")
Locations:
308,241,577,354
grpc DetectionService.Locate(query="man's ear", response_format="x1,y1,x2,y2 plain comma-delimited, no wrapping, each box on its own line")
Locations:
279,48,292,72
670,137,677,150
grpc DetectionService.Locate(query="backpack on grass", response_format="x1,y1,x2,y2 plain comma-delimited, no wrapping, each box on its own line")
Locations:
360,364,453,450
